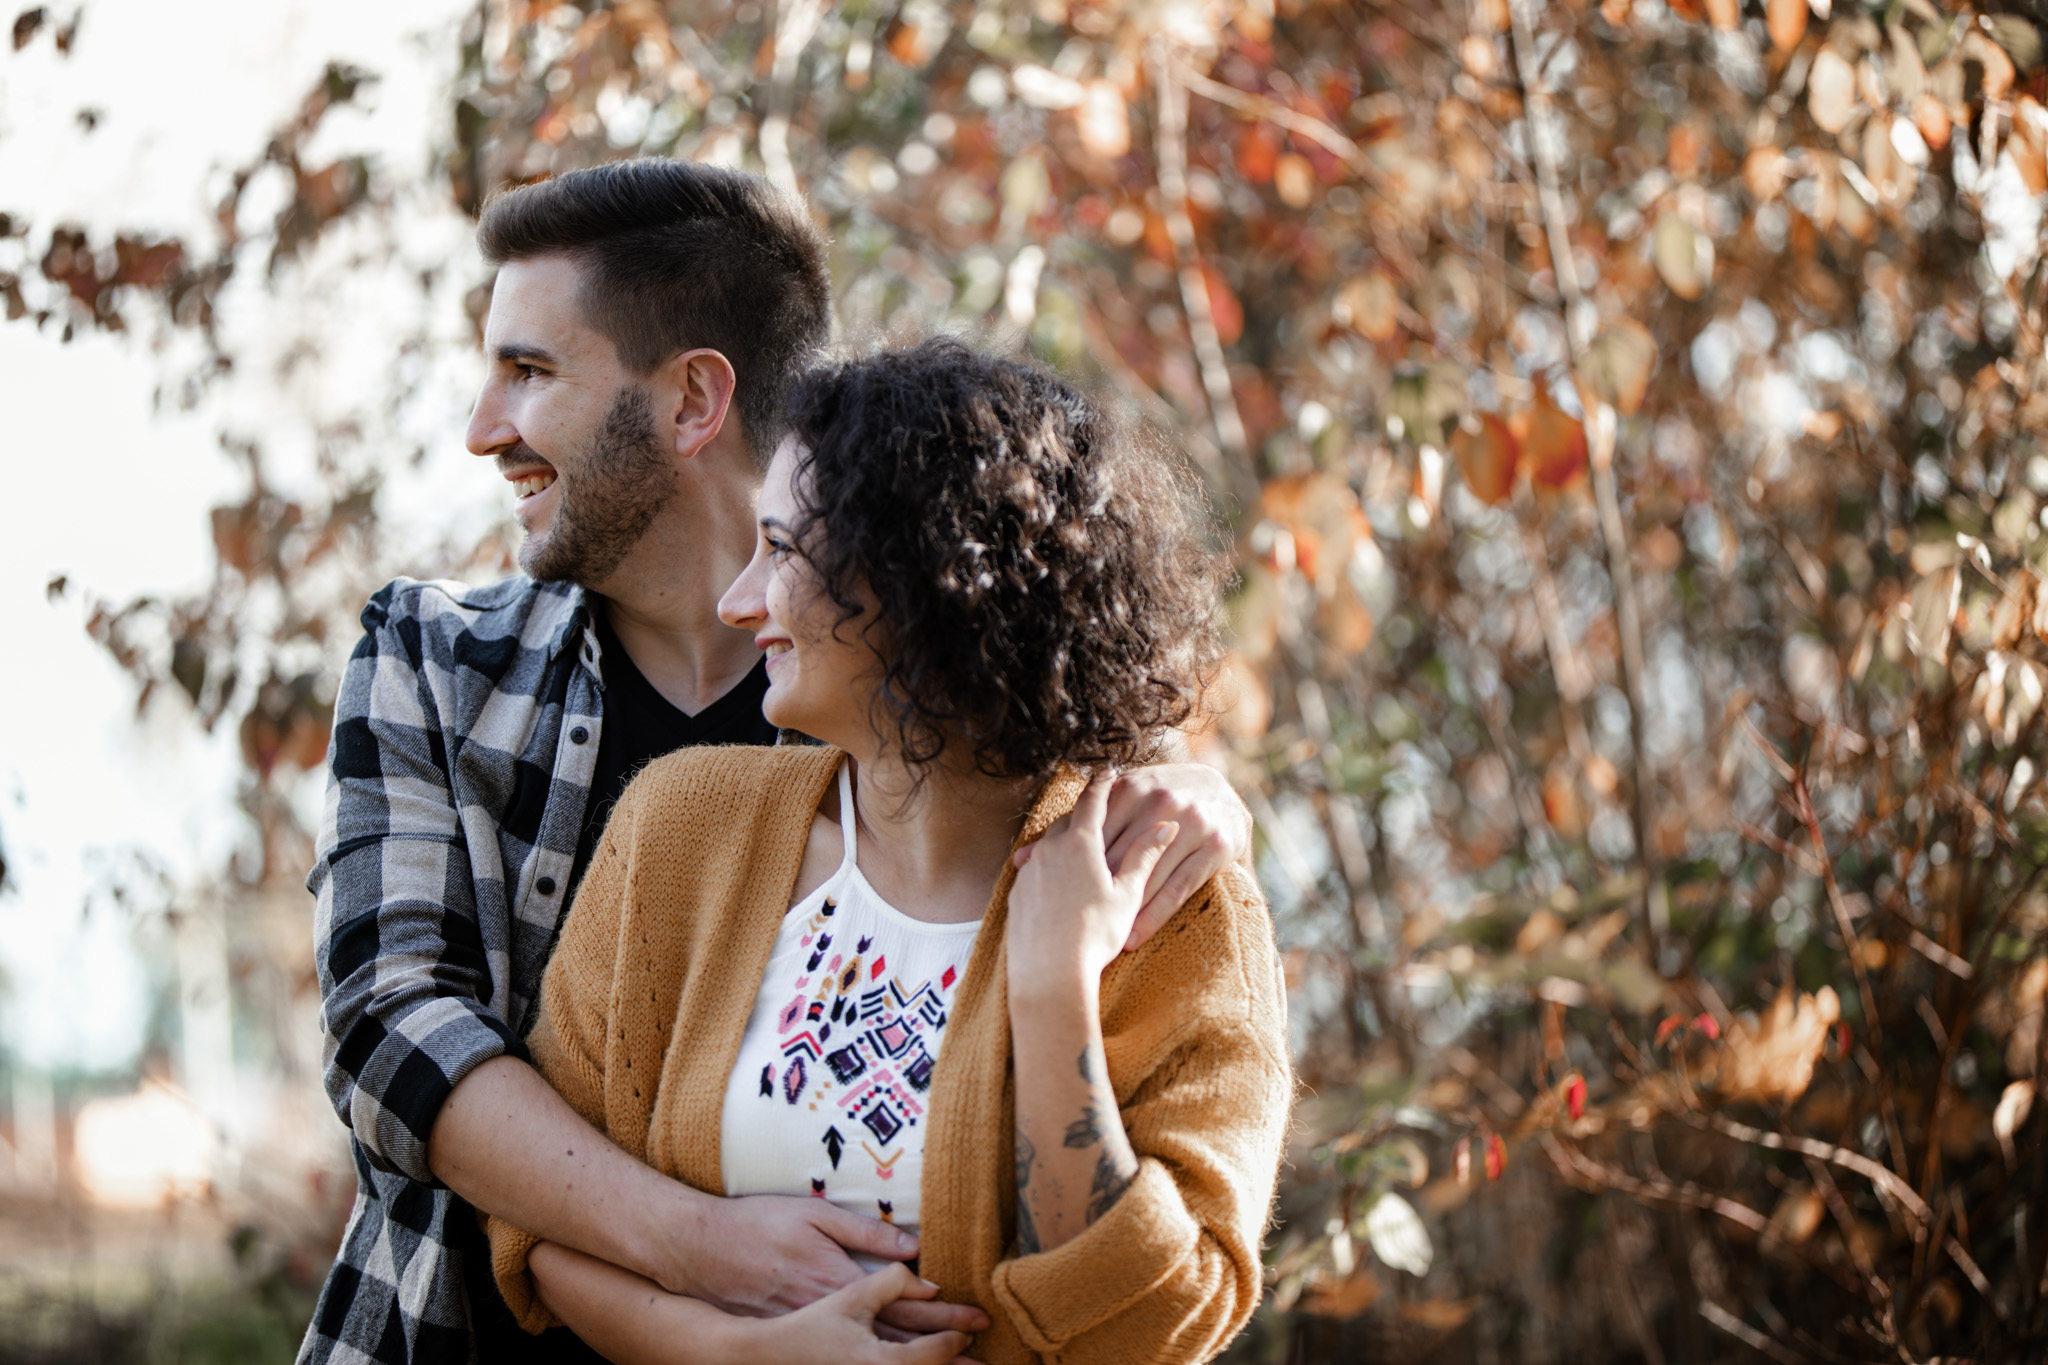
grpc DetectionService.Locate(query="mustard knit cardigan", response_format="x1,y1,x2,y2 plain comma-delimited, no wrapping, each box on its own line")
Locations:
487,745,1291,1364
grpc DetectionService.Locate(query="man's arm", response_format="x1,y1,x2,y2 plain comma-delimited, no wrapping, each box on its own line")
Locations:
311,588,525,1184
431,1055,991,1330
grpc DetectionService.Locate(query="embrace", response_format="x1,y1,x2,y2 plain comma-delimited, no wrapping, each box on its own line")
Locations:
303,159,1290,1365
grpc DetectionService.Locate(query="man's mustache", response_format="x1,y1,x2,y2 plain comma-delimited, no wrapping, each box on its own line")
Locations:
496,444,556,478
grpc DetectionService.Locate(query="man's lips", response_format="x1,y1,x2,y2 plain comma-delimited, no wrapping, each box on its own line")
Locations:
497,452,558,501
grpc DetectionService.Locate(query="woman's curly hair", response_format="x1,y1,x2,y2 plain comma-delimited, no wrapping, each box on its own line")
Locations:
783,337,1227,782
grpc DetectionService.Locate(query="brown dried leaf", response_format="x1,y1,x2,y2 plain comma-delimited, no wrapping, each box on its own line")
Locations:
1653,214,1714,300
1451,412,1520,503
1713,987,1841,1104
1582,318,1658,415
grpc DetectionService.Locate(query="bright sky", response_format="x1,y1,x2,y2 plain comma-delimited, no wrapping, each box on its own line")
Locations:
0,0,489,1071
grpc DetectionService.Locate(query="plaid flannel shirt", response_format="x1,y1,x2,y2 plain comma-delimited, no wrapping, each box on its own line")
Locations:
300,574,606,1365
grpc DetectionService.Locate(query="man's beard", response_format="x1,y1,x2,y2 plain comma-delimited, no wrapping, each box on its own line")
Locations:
520,385,676,586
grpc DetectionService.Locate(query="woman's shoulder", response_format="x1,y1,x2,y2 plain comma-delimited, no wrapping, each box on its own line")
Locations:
1102,862,1281,1045
612,743,843,846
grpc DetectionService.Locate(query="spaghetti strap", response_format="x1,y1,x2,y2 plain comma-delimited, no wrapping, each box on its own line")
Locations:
836,760,860,868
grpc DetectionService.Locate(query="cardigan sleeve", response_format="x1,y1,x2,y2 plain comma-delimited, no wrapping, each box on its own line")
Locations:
988,868,1292,1363
485,794,640,1334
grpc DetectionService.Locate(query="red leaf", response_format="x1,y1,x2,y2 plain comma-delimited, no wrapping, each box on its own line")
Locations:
1524,384,1588,488
1693,1013,1721,1041
1484,1132,1507,1181
1204,265,1244,347
1563,1073,1586,1121
1655,1015,1684,1047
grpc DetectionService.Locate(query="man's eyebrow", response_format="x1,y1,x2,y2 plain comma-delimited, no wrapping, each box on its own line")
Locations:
494,342,561,367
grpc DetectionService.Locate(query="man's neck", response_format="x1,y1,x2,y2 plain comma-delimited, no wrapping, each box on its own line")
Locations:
587,453,761,716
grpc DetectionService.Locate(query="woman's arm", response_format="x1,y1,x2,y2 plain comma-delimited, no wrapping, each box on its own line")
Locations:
1002,776,1290,1362
1005,774,1167,1251
528,1243,978,1365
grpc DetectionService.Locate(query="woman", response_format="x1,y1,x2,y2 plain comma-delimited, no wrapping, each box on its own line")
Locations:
486,339,1290,1364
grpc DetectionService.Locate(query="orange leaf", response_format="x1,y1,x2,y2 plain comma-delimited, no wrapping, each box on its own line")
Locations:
1338,270,1401,342
1451,413,1520,504
1656,1015,1685,1046
1236,124,1281,184
1204,265,1243,346
1766,0,1806,51
1484,1132,1506,1180
1524,386,1588,488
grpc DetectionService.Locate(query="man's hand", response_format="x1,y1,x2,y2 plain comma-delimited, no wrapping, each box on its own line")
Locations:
1016,763,1250,954
685,1195,988,1337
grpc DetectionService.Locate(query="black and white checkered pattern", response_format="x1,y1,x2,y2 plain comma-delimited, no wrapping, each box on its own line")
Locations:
300,574,605,1364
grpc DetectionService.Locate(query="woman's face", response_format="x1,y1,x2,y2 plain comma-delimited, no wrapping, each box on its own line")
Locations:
718,436,882,748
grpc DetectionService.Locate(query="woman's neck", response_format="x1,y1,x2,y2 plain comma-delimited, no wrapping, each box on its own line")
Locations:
841,751,1035,925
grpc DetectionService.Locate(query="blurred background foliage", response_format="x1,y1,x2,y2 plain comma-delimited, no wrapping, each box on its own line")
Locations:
13,0,2048,1358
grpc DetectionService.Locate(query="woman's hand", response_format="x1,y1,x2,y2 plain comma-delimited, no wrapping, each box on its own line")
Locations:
1006,771,1178,991
761,1264,980,1365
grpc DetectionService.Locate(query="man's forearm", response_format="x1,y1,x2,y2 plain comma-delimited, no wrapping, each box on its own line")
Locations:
429,1055,706,1290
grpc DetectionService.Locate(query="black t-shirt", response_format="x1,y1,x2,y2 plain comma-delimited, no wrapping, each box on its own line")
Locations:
565,604,777,905
461,600,775,1362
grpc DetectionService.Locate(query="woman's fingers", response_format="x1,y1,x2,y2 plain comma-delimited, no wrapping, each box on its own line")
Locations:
833,1262,932,1320
1069,767,1117,841
876,1296,992,1334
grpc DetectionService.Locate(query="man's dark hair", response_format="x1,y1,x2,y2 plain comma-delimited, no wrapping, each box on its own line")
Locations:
785,337,1228,782
477,159,831,463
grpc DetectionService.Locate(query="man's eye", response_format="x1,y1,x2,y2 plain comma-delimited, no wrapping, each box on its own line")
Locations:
515,364,540,380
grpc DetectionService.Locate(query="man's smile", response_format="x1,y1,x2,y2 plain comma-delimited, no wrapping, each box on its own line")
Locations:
512,471,557,500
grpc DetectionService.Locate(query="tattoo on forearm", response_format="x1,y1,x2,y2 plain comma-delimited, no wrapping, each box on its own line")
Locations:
1087,1148,1138,1224
1078,1044,1105,1086
1014,1125,1041,1255
1064,1101,1104,1148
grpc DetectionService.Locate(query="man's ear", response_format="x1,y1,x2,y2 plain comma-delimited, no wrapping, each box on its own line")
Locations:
660,347,737,460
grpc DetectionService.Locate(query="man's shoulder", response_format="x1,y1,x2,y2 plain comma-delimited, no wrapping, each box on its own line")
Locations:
359,575,585,675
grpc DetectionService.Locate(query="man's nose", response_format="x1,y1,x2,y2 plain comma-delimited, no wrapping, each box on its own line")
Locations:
466,383,518,458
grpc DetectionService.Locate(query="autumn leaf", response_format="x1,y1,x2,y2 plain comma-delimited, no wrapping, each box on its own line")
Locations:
1524,385,1589,488
1202,263,1243,346
1766,0,1806,52
1582,319,1657,415
1236,123,1282,183
1451,412,1520,503
1338,270,1401,342
1484,1132,1507,1180
1652,214,1713,300
1563,1072,1587,1120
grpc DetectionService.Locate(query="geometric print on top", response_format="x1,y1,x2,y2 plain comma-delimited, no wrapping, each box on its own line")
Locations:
720,759,980,1249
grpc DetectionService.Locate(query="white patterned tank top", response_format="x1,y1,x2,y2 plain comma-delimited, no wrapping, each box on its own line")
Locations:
719,759,982,1251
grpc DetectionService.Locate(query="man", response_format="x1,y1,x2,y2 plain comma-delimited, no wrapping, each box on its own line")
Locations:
301,158,1251,1364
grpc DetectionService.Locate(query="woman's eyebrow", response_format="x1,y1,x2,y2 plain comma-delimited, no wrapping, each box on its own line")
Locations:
759,515,791,531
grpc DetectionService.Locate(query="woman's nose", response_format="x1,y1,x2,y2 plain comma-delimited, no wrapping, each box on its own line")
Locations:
718,554,769,630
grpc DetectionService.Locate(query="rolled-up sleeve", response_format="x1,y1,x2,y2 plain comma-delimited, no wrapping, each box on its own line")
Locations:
990,1019,1292,1362
310,590,524,1184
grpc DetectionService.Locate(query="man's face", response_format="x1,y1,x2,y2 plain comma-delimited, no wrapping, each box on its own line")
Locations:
466,255,676,586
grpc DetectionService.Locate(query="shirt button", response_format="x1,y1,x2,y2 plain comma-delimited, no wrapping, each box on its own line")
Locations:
570,726,589,744
536,877,557,896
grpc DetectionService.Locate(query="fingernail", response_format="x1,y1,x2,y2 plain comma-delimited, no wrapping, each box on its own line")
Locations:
920,1278,940,1290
